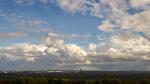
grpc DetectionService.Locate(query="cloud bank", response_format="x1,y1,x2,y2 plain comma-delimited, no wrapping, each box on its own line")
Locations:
1,31,150,70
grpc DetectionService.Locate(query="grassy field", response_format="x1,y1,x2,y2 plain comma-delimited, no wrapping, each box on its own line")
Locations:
0,71,150,84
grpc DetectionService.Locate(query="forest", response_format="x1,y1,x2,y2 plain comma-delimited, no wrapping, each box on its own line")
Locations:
0,71,150,84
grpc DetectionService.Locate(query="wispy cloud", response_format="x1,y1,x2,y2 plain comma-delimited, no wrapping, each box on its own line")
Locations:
0,32,27,40
14,0,53,5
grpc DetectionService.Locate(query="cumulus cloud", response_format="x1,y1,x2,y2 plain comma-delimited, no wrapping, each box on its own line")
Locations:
107,36,150,61
43,0,150,68
0,32,91,69
45,32,89,64
1,31,150,70
0,43,47,62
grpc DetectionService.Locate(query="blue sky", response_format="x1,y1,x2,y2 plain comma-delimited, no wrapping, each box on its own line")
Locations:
0,0,150,70
0,0,101,46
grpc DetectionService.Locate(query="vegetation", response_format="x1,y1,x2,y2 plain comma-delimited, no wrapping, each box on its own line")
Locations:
0,71,150,84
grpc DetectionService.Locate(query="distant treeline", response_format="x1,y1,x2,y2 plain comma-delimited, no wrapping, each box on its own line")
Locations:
1,77,150,84
0,71,150,84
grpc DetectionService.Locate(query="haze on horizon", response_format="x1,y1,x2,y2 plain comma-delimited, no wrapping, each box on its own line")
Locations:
0,0,150,71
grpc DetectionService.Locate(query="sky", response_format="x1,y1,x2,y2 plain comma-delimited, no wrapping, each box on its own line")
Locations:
0,0,150,71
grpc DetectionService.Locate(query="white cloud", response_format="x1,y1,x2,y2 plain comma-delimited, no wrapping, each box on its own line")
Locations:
57,0,87,13
45,32,64,48
108,36,150,61
0,43,47,62
12,0,149,34
7,43,47,52
0,31,91,67
56,0,129,17
96,2,150,43
45,32,89,64
98,21,114,32
0,31,91,66
89,43,97,51
1,31,150,70
121,10,150,32
1,31,150,66
130,0,150,8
